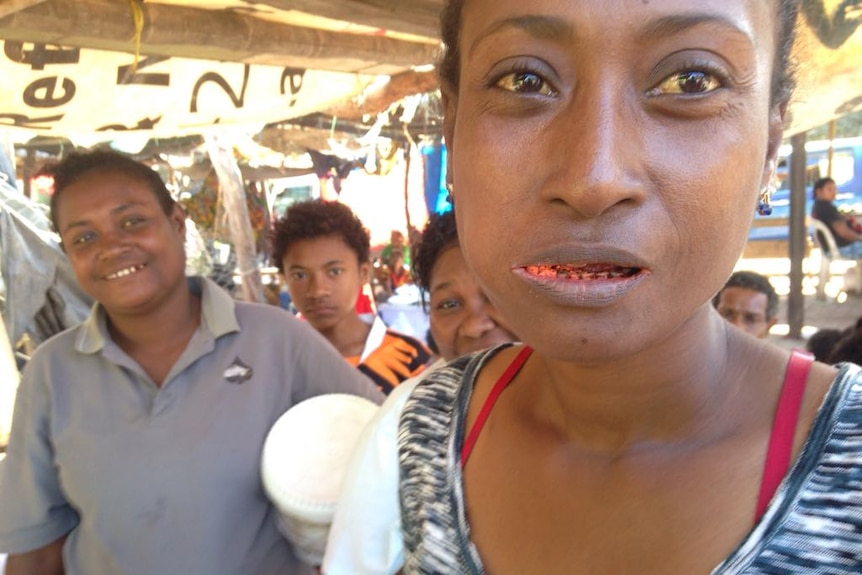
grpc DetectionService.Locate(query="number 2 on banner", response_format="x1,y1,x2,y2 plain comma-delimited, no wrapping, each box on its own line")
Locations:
190,65,250,113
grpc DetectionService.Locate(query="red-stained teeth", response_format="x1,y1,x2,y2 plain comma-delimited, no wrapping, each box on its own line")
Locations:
524,264,640,280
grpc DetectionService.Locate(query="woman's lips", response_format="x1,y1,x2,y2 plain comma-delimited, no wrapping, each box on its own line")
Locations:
522,263,640,280
514,262,648,306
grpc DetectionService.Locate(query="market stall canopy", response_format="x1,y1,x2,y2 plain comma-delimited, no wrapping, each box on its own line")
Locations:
0,0,859,139
789,0,862,135
0,0,443,139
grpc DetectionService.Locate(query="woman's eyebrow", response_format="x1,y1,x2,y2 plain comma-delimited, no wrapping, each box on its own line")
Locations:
60,202,138,234
637,13,754,46
468,14,575,56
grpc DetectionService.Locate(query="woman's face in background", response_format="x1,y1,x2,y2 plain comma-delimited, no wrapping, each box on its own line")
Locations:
445,0,785,362
428,244,517,360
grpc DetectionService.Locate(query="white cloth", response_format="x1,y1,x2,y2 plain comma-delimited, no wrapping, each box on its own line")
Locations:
322,359,445,575
359,315,389,363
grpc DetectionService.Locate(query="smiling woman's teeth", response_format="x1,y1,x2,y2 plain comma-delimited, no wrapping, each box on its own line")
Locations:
106,265,144,280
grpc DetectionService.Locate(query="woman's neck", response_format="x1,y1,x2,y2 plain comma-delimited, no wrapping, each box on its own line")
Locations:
107,286,201,353
511,309,771,454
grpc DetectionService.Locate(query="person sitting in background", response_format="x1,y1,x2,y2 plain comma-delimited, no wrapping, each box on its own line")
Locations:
0,150,382,575
271,200,432,394
323,209,518,574
712,270,779,339
812,177,862,258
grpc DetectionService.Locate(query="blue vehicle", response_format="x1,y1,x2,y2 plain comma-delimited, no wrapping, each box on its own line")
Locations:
748,137,862,243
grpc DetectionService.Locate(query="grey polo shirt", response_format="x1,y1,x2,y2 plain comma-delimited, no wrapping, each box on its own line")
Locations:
0,276,383,575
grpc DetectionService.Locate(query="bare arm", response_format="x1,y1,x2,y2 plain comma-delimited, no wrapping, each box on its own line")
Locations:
5,535,66,575
830,218,862,242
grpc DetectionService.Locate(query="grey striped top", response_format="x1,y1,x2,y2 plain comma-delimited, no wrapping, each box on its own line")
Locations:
398,345,862,574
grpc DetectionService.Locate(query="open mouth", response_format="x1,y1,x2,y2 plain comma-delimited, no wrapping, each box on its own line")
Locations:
523,263,641,280
105,264,146,280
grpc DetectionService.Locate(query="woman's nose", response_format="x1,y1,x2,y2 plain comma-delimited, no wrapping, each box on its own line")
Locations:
540,86,647,218
460,305,498,339
96,232,132,260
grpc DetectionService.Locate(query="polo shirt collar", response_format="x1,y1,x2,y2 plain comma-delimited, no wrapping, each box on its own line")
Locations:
75,276,239,354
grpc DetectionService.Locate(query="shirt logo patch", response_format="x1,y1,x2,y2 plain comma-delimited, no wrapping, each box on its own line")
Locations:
224,356,254,384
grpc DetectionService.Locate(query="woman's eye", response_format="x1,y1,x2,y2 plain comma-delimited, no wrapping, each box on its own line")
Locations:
121,216,145,228
651,70,721,96
436,299,462,312
71,231,96,246
496,71,556,96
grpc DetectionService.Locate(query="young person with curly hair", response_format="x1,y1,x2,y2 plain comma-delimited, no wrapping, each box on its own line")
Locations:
271,200,432,394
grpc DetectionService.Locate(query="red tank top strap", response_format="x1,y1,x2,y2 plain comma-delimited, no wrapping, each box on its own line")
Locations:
754,348,815,522
461,345,533,466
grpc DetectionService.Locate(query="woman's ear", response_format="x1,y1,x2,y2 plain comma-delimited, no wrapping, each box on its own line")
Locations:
170,203,187,238
761,103,788,190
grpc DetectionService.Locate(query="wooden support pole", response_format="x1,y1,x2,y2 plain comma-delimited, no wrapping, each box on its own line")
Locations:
262,0,444,39
787,132,808,340
324,70,439,120
0,0,438,73
0,0,47,19
827,120,836,178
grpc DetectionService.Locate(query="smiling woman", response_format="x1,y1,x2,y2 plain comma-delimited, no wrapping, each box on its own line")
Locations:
323,1,862,574
0,150,383,575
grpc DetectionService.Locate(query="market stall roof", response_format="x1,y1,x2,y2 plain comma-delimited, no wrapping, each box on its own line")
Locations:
0,0,444,140
0,0,442,74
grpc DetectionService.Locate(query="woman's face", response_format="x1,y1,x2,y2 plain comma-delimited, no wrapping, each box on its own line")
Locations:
444,0,785,361
429,244,517,360
55,169,188,317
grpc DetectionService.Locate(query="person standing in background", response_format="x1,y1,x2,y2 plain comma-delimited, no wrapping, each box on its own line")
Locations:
272,200,432,394
380,229,411,269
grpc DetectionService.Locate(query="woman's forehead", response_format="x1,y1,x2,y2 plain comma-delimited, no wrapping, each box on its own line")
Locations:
457,0,774,43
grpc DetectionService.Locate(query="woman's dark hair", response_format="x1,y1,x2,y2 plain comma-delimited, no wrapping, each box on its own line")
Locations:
807,327,846,363
412,210,459,291
270,199,371,274
827,317,862,365
438,0,800,108
813,177,837,198
42,149,176,233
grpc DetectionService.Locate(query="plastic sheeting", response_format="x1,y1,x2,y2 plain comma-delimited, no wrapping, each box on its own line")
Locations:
0,178,92,350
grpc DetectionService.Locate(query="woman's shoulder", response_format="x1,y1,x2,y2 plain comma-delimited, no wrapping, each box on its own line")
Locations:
812,361,862,434
790,360,862,482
